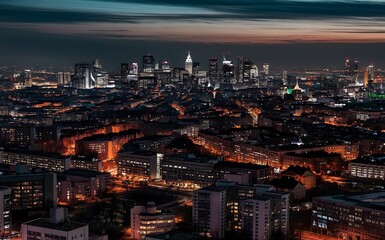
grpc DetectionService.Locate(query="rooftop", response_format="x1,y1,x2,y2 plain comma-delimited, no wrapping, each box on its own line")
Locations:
315,191,385,211
23,218,87,232
350,154,385,166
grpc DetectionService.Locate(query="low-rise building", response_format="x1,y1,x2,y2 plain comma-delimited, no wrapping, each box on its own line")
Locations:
348,154,385,180
312,192,385,240
117,151,163,179
270,177,306,200
131,202,175,240
22,208,89,240
0,149,70,172
281,165,316,189
57,169,110,204
70,155,103,172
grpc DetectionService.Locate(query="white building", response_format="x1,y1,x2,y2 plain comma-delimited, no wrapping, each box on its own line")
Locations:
193,186,227,239
131,202,175,240
22,208,89,240
242,197,271,240
185,52,193,75
349,155,385,180
0,187,11,237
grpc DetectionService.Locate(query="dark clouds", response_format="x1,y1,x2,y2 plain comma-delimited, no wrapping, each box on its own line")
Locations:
1,0,385,68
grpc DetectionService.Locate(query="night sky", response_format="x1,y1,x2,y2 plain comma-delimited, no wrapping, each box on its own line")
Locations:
2,0,385,69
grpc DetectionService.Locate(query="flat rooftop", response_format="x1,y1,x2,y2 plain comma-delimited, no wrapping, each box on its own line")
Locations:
315,192,385,211
23,218,87,232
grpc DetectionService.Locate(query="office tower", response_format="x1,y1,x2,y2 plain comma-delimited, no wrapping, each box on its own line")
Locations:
0,187,11,237
222,57,235,84
131,202,175,240
344,57,351,75
242,59,253,83
24,69,32,87
57,72,71,86
161,61,171,71
352,60,359,75
262,64,269,76
185,51,193,75
242,197,271,240
143,54,155,73
293,78,302,101
121,63,129,78
209,58,219,85
363,67,369,88
92,58,102,70
368,64,374,80
74,63,95,89
193,62,200,75
250,65,258,80
193,186,227,239
237,56,244,83
282,70,288,85
131,63,139,75
22,208,89,240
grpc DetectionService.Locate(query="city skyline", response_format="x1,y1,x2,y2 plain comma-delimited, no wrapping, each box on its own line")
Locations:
2,0,385,68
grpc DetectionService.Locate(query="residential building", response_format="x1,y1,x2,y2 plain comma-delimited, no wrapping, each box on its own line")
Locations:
281,165,316,189
0,187,11,237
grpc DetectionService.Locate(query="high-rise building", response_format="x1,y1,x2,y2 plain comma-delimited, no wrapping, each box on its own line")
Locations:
58,72,71,86
121,63,129,78
0,187,11,237
131,202,175,240
222,57,235,84
242,197,271,240
74,63,95,89
185,51,193,75
193,182,289,239
368,64,374,81
193,186,227,239
237,57,244,83
93,59,102,70
24,69,32,87
344,57,351,75
282,70,288,85
363,67,369,88
143,54,155,73
209,58,219,85
262,64,269,76
193,62,200,75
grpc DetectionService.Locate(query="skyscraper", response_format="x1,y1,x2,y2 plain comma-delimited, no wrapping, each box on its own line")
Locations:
209,58,219,85
242,197,271,240
363,67,369,88
344,57,351,75
143,54,155,73
185,51,193,75
222,56,235,84
74,63,95,89
368,64,374,81
262,64,269,76
237,56,244,83
193,186,227,239
57,72,71,86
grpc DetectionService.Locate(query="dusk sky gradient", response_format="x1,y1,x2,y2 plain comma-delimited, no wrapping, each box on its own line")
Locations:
2,0,385,69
